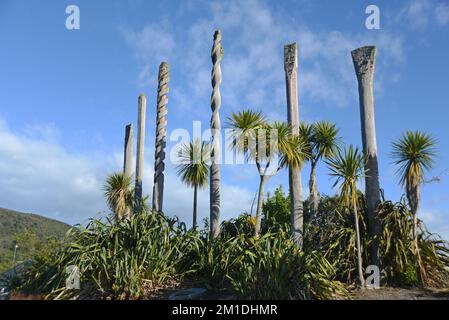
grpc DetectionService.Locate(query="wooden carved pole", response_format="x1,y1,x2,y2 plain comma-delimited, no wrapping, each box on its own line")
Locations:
152,62,169,213
123,124,133,178
123,123,134,219
352,46,381,267
209,30,223,239
284,43,303,248
134,93,147,213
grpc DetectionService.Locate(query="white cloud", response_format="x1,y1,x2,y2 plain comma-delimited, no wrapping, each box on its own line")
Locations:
120,23,175,88
0,118,253,227
0,119,110,225
435,3,449,26
207,1,405,110
23,122,61,142
396,0,449,30
120,0,405,119
120,24,175,63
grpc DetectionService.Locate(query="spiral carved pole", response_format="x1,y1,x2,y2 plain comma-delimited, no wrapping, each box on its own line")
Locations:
123,123,133,179
209,30,223,239
152,62,169,213
352,46,381,268
284,43,303,248
134,93,146,213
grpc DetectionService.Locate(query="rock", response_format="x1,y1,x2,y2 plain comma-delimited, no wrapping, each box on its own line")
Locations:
0,287,10,300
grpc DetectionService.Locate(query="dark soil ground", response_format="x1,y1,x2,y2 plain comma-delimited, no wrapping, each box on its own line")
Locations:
350,287,449,300
8,284,449,300
147,282,449,300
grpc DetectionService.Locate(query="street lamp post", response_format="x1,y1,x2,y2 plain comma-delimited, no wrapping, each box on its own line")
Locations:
12,244,19,268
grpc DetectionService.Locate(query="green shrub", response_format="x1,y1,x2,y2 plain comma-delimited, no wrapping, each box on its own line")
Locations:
378,199,449,287
304,193,370,284
262,186,290,233
180,228,347,299
418,230,449,287
14,213,199,299
227,231,347,299
184,234,246,290
15,195,448,300
394,263,419,287
219,213,255,239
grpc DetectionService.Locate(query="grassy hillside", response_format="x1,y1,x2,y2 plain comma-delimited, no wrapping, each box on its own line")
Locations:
0,208,71,273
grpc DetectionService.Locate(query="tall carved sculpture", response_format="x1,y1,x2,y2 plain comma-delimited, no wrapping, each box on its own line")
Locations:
134,93,147,213
122,123,134,220
284,43,303,248
352,46,381,267
209,30,223,239
152,62,169,213
123,124,133,178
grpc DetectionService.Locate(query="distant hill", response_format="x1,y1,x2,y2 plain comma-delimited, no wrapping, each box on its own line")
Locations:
0,208,71,273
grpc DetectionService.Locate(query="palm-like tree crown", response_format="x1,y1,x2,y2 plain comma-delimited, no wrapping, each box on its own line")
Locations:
227,109,267,130
326,145,366,207
104,173,134,220
392,131,437,189
272,121,310,169
228,110,310,170
176,139,210,188
300,121,340,162
227,110,268,163
312,121,340,161
299,122,313,158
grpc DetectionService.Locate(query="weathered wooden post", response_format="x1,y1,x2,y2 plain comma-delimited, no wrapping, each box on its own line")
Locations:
152,62,169,213
284,42,303,248
351,46,381,267
123,123,134,219
134,93,147,213
123,124,133,178
210,30,223,239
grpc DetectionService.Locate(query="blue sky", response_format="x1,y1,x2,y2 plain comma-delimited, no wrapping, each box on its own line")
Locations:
0,0,448,239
